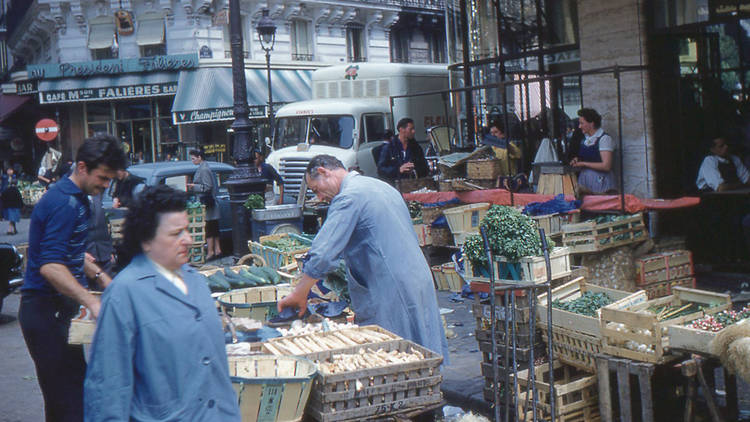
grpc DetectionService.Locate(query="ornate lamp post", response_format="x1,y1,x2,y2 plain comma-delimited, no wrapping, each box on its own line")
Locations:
224,0,268,256
256,8,276,152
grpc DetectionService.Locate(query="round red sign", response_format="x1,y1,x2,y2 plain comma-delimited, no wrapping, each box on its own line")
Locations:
35,118,59,142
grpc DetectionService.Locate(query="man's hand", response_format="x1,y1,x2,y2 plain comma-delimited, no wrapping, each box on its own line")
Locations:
85,297,101,319
399,162,415,174
277,273,319,317
84,252,96,264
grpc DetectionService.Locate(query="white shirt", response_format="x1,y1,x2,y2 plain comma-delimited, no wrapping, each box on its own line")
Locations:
583,128,615,152
696,154,750,191
149,258,188,295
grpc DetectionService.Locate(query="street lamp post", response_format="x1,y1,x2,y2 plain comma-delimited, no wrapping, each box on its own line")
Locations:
256,8,276,153
224,0,268,257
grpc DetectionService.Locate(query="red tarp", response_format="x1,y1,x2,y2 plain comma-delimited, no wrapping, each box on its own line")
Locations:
402,189,700,213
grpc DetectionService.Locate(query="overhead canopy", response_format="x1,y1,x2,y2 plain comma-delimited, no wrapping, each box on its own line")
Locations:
88,16,115,49
0,94,30,123
171,67,313,124
38,72,179,104
137,12,165,46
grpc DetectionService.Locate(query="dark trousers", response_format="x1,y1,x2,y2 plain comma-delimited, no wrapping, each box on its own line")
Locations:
18,294,86,422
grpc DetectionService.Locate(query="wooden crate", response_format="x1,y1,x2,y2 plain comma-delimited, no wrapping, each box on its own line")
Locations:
421,203,461,226
476,327,541,350
635,250,693,285
600,287,731,364
431,263,463,292
531,210,581,238
188,220,206,244
263,326,401,356
467,159,503,180
562,214,648,254
535,278,648,372
188,241,205,265
187,204,206,223
228,355,317,422
464,247,571,285
641,276,695,300
667,317,749,356
248,233,311,270
217,285,292,320
595,355,656,422
430,227,453,246
443,202,490,234
302,339,443,422
513,360,600,422
413,223,432,246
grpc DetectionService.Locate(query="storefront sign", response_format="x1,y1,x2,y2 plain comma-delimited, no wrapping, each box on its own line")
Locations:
203,144,227,154
173,105,266,124
16,80,37,95
40,81,178,104
28,54,198,80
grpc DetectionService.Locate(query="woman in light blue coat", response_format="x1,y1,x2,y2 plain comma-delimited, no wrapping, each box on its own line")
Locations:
84,185,240,422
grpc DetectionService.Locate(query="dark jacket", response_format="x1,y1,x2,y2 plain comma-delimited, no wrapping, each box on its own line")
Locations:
0,186,22,209
377,136,429,182
86,193,113,264
112,173,145,208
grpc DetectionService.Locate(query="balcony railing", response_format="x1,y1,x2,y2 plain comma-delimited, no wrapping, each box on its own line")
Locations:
291,53,314,61
348,56,367,63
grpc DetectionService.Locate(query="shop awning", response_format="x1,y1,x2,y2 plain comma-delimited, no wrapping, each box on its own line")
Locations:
88,16,115,49
137,13,165,46
171,67,313,124
38,72,179,104
0,94,30,122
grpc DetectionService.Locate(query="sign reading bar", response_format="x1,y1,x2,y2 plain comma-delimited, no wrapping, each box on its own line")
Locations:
28,54,198,80
203,144,227,154
40,82,178,104
173,105,266,124
16,80,38,95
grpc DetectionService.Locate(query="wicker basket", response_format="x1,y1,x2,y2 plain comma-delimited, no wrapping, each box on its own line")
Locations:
218,285,293,320
466,159,503,180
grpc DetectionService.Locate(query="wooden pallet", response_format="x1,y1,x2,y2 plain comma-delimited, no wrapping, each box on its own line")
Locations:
641,276,695,299
600,287,731,364
562,214,647,254
596,355,655,422
636,250,693,285
302,339,443,422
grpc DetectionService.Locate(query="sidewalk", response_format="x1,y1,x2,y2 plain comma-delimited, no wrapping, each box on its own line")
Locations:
0,216,29,246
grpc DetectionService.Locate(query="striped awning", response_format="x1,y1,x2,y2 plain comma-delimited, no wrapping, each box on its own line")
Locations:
37,72,179,104
171,67,313,124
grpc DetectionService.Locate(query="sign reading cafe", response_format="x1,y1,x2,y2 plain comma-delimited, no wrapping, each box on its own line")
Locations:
40,82,178,104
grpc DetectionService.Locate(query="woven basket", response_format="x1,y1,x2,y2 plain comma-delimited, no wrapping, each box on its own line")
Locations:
396,177,437,193
467,159,503,180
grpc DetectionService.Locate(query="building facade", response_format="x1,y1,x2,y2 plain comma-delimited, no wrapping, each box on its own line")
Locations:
0,0,446,171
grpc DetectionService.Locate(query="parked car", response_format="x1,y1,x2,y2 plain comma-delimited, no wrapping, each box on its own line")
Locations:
102,161,237,254
0,243,24,314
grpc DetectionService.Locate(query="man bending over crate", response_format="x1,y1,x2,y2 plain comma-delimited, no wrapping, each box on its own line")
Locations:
278,154,448,360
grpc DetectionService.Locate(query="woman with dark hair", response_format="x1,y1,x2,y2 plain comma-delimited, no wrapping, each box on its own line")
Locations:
187,149,221,259
569,108,616,194
84,185,240,421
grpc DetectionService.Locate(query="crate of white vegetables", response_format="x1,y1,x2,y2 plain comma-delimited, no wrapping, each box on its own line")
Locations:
600,286,731,364
302,339,443,422
262,325,402,356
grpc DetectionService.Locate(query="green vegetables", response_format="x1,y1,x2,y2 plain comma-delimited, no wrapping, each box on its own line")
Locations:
408,201,423,221
463,205,555,265
551,292,613,317
204,265,283,292
244,194,265,210
261,237,308,252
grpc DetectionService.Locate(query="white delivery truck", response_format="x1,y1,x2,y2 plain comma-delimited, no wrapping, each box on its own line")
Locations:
267,63,449,198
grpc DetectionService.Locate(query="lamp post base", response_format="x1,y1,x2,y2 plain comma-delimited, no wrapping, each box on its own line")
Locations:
225,165,268,257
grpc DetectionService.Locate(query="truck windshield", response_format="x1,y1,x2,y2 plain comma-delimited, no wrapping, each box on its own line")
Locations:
309,116,355,149
274,117,308,149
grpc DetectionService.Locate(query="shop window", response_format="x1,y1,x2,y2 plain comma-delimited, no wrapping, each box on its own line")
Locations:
390,28,409,63
116,101,153,120
137,12,166,57
653,0,709,29
86,102,112,122
346,24,366,62
544,0,578,46
290,19,312,61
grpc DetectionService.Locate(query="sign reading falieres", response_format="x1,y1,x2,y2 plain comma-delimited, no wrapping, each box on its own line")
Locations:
172,105,266,124
27,54,198,80
40,82,178,104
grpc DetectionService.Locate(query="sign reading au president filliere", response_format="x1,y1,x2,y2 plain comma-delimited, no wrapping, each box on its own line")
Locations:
40,82,178,104
28,54,198,79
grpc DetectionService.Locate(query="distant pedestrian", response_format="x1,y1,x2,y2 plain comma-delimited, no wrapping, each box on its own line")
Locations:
1,179,22,235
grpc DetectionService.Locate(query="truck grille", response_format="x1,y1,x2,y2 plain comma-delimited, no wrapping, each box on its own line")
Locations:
279,157,313,198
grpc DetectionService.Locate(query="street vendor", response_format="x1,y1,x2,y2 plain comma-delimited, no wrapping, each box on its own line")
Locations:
253,148,284,205
482,120,521,176
377,117,429,183
696,137,750,192
278,155,448,359
569,108,617,194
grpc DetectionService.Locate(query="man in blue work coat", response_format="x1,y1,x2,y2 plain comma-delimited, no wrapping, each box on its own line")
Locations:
278,154,448,360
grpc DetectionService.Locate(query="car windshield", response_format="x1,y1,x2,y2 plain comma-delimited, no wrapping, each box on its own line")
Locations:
274,117,308,149
275,115,356,150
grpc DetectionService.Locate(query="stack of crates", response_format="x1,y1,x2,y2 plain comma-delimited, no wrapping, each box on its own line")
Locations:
635,250,694,299
187,205,206,265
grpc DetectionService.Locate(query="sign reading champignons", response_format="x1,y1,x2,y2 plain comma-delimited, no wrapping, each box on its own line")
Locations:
172,105,267,124
40,82,178,104
27,54,198,80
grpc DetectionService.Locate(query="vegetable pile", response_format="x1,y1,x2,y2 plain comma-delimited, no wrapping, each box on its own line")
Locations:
463,205,554,265
646,302,709,321
688,306,750,332
551,292,614,317
244,194,265,210
261,236,309,252
318,347,426,374
205,266,282,292
408,201,423,221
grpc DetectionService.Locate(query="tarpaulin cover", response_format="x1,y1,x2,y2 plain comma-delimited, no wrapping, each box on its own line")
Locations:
523,194,581,216
402,189,700,213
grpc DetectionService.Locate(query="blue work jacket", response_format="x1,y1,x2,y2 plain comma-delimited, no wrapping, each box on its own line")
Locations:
84,255,241,422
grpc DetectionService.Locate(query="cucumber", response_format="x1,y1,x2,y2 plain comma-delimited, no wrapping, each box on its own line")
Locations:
247,266,271,284
207,273,231,292
258,266,281,284
238,268,264,286
223,267,249,288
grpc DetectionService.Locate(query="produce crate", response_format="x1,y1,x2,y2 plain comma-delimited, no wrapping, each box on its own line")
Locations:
188,241,205,265
263,325,401,356
531,210,581,238
108,217,125,243
600,287,731,364
464,247,571,285
217,285,292,320
413,223,432,246
188,220,206,244
561,213,648,254
635,250,693,285
248,233,312,270
228,355,317,422
187,204,206,223
467,159,503,180
396,177,438,194
431,263,463,292
513,360,600,422
641,276,695,300
302,339,443,422
535,278,648,372
476,326,542,351
443,202,490,235
667,316,749,356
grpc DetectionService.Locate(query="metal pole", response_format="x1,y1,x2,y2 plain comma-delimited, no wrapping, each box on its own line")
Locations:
615,66,626,214
480,226,500,422
459,0,476,145
540,228,556,421
265,49,274,153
